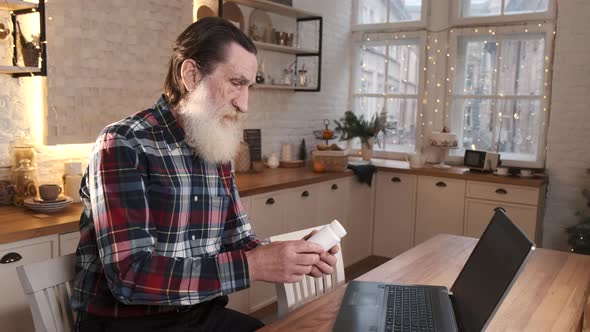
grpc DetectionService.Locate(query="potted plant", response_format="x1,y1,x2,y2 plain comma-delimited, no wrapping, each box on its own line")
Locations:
16,21,41,67
334,109,391,161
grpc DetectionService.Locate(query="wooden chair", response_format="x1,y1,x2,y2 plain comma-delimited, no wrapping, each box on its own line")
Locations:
16,254,76,332
269,226,345,317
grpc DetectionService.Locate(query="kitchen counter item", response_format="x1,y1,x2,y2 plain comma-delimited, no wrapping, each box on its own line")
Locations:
312,150,348,172
13,159,37,206
63,161,83,203
0,163,14,206
235,142,251,173
23,196,73,213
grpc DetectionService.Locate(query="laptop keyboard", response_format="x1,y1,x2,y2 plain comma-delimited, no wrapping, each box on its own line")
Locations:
384,286,435,332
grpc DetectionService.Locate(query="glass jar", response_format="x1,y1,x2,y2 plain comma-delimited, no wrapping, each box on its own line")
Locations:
0,163,15,206
13,159,38,206
13,138,36,169
297,70,308,87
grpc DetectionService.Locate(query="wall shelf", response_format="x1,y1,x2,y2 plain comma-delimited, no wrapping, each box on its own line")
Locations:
0,0,38,11
254,84,317,91
254,41,318,55
228,0,318,18
0,65,40,74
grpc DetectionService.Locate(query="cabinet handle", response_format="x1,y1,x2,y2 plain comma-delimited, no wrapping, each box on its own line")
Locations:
301,190,310,197
435,181,447,188
265,198,275,205
391,177,401,183
0,252,22,264
331,184,338,190
495,188,508,195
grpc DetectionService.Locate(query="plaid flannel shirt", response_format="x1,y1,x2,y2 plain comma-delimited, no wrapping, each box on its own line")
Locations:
71,96,261,317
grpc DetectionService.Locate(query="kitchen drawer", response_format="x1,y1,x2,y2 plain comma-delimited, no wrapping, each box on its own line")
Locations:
466,181,539,206
59,231,81,256
0,235,58,332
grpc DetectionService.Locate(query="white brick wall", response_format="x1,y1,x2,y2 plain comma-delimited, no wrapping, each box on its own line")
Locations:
543,0,590,250
0,0,352,183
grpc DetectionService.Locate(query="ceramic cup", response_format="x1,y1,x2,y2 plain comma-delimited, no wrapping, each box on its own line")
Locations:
408,153,426,169
39,184,62,201
495,167,509,176
520,169,533,177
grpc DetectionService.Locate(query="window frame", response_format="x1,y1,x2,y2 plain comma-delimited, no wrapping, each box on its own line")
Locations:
450,0,556,26
352,0,428,32
446,23,555,168
349,31,427,160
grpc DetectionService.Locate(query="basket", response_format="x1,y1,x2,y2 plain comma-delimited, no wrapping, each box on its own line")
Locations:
312,150,348,172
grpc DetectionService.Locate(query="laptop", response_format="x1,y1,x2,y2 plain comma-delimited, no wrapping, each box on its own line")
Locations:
333,208,534,332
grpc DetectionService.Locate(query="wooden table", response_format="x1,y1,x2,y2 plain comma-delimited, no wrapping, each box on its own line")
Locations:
260,234,590,331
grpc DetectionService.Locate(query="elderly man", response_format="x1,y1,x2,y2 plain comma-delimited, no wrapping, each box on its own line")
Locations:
72,17,338,332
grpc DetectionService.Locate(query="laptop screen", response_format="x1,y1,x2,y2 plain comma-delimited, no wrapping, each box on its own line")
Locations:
450,209,533,331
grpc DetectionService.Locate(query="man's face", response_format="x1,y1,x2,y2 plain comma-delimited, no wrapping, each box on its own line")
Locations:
177,42,257,163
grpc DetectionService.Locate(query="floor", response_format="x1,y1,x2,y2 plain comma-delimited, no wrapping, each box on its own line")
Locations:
249,255,390,324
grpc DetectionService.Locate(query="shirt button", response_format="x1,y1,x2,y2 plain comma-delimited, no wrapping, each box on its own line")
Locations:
194,196,198,202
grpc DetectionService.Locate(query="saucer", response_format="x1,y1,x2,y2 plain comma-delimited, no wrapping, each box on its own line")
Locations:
33,196,68,204
24,196,73,213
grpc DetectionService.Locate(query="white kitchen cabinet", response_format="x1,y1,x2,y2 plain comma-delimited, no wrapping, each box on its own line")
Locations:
317,177,350,229
464,199,538,240
0,235,59,332
284,184,319,232
415,176,466,245
464,181,542,242
247,190,288,312
59,231,81,256
373,172,417,258
346,177,375,266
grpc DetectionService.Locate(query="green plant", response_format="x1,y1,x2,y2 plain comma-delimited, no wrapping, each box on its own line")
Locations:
566,185,590,255
334,110,391,146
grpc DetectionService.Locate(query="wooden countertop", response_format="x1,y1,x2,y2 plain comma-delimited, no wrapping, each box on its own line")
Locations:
0,160,545,245
260,234,590,331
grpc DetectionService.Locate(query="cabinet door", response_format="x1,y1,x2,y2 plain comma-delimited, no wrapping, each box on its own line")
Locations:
415,176,466,245
346,177,375,266
317,178,350,229
373,172,417,258
284,185,319,233
248,191,286,312
59,231,81,256
0,235,58,332
464,199,538,240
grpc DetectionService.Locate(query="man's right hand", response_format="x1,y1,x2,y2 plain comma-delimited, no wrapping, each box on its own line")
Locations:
245,240,325,283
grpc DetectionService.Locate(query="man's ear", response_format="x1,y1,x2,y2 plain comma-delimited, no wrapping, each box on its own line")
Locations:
180,59,201,92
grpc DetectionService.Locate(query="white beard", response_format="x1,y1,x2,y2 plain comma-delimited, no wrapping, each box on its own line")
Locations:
177,82,242,163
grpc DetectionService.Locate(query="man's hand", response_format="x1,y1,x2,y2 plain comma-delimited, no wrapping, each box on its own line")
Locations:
245,240,325,283
303,230,340,278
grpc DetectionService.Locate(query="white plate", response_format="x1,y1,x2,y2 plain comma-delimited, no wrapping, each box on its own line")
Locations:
492,171,510,176
24,196,73,213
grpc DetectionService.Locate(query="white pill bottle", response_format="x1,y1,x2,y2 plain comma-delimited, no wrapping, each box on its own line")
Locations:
307,220,347,251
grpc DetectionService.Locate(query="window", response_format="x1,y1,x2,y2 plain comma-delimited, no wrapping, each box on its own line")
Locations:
354,0,427,30
453,0,555,24
448,25,553,165
351,33,425,154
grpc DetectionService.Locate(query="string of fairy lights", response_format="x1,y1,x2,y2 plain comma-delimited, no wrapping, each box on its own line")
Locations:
355,20,556,154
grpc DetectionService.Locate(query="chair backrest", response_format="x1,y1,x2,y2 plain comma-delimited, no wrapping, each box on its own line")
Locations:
16,254,76,332
269,225,345,317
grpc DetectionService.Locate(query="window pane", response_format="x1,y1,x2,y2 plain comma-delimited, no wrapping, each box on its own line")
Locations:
387,43,419,94
452,98,495,151
498,35,545,96
455,37,498,95
357,0,387,24
359,45,387,94
461,0,501,17
504,0,549,15
388,0,422,22
497,99,541,158
353,96,386,122
378,98,417,152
